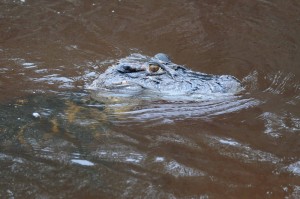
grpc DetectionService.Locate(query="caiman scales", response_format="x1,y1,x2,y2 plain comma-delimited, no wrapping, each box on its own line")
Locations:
88,53,243,98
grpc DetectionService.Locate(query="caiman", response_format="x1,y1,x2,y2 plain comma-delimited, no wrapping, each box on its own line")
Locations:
88,53,243,99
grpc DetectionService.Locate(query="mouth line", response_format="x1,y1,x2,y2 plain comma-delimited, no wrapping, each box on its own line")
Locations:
108,81,144,90
112,80,130,86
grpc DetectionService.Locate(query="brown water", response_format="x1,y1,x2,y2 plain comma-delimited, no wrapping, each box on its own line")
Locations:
1,0,300,198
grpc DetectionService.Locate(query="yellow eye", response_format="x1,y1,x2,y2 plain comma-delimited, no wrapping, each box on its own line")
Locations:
149,64,160,72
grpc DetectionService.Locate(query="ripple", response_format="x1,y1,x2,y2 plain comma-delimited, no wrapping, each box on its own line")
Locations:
71,159,95,166
264,71,298,95
260,112,300,137
286,161,300,175
93,146,145,165
22,62,37,69
109,95,260,125
164,160,206,177
206,136,280,164
31,75,74,88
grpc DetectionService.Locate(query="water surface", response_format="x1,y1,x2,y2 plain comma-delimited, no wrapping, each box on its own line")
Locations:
1,0,300,198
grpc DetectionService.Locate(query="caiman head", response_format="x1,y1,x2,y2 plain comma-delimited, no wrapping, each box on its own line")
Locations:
88,53,243,99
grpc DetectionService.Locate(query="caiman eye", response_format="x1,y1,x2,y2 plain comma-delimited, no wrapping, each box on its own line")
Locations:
149,64,160,73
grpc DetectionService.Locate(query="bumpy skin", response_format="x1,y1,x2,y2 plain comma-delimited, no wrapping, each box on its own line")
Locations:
89,53,243,96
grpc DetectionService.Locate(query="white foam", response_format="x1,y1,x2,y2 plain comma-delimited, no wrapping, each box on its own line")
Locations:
71,159,95,166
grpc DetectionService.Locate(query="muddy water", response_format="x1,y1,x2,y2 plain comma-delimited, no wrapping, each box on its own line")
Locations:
1,0,300,198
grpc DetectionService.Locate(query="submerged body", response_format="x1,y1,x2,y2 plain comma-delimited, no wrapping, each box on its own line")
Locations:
88,53,243,98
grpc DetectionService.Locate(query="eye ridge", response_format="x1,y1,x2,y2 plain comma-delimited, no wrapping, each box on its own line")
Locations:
117,65,145,73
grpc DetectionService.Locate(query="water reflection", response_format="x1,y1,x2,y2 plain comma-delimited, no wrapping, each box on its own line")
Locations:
0,90,299,197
